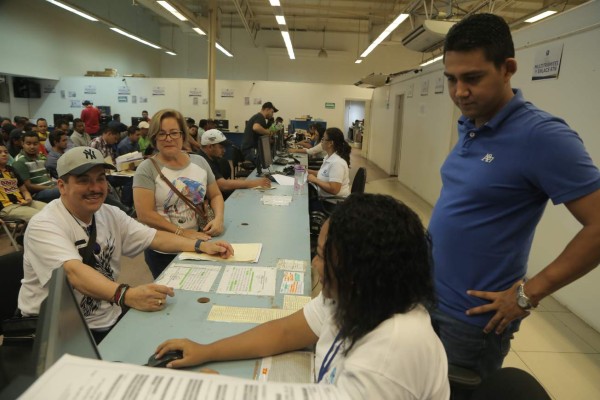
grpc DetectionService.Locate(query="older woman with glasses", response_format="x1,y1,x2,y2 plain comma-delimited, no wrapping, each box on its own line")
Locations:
133,109,226,278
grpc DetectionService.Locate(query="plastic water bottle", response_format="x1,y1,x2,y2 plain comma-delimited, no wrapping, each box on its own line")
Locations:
294,165,306,195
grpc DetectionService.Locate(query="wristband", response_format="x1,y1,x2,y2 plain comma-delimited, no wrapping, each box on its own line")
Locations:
112,283,128,305
194,239,203,253
119,286,130,311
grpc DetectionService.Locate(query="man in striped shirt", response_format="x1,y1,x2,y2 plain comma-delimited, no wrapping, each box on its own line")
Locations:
12,131,60,202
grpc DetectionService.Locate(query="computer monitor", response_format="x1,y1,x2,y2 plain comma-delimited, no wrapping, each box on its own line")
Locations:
256,135,273,175
131,117,144,127
97,106,111,116
52,113,73,127
32,267,101,377
214,119,229,131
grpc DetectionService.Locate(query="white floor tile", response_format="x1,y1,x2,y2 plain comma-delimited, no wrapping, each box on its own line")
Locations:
518,352,600,400
553,312,600,353
536,295,570,313
512,311,596,353
502,351,534,374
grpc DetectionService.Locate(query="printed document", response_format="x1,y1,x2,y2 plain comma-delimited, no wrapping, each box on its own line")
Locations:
217,265,276,296
179,243,263,263
155,264,221,291
20,354,348,400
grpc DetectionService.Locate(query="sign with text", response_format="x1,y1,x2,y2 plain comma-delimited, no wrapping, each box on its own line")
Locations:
532,43,564,81
325,102,335,109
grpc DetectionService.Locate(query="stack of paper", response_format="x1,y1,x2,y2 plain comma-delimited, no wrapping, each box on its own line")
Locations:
115,151,143,171
179,243,263,263
261,195,293,206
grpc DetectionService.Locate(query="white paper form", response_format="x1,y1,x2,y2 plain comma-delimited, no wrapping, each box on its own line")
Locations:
155,264,221,291
283,295,312,311
261,195,293,206
207,305,296,323
280,271,305,295
272,174,295,186
276,259,308,272
216,266,277,296
21,354,348,400
258,351,315,383
179,243,263,263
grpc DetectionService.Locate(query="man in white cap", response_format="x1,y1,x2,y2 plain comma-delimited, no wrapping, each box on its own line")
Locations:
18,146,233,343
137,121,151,154
199,129,271,198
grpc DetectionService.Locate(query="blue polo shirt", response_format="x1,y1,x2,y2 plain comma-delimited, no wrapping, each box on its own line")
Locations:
429,89,600,328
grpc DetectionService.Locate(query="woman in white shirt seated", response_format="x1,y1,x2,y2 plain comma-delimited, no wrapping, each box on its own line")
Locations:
154,193,450,400
307,127,351,211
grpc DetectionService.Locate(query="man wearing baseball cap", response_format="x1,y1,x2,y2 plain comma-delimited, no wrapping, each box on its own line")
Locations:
241,101,278,162
199,129,271,199
137,121,151,154
18,146,233,343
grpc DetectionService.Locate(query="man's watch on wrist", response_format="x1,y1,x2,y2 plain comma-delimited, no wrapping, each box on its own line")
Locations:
516,283,536,310
194,239,204,253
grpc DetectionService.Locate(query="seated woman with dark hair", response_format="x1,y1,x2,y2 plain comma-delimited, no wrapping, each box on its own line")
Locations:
307,127,351,211
154,193,450,400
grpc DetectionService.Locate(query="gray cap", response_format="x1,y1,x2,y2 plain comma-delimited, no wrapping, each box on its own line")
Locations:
57,146,116,178
201,129,230,146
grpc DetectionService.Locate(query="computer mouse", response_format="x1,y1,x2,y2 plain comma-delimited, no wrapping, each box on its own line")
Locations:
147,350,183,368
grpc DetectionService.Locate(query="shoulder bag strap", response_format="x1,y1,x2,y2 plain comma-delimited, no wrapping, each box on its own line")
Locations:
149,157,206,218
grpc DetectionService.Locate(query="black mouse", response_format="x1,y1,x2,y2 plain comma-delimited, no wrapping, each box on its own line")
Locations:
147,350,183,368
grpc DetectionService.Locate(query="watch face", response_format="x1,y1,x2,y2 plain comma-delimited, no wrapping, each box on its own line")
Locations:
517,297,531,309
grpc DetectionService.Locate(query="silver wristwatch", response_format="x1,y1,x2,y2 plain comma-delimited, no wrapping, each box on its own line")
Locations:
516,283,535,310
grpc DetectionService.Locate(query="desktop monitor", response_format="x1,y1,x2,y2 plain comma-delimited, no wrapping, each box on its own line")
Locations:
97,106,111,116
256,135,273,175
131,117,144,127
52,114,73,127
32,267,101,377
214,119,229,131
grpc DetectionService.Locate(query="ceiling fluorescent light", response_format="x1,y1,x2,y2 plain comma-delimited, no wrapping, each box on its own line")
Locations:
216,43,234,57
360,13,409,58
525,10,557,23
275,15,286,25
157,1,187,21
420,55,443,66
281,31,295,60
110,27,161,49
46,0,98,21
165,51,177,55
355,59,363,64
269,0,281,6
193,27,206,36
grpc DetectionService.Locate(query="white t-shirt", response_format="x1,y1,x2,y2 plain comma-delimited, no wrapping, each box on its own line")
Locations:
317,153,350,199
304,293,450,400
134,154,216,231
18,199,156,329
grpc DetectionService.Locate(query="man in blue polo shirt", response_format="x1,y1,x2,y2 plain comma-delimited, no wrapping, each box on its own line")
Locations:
428,13,600,380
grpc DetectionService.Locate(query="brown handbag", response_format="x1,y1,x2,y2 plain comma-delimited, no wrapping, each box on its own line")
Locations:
149,157,214,228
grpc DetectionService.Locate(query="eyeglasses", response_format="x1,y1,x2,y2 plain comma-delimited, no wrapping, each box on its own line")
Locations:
322,138,332,142
156,130,182,140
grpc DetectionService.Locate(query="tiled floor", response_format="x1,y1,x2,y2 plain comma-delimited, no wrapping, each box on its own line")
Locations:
2,149,600,399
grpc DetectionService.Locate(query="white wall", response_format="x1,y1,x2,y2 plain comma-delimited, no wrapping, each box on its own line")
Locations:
367,0,600,330
23,77,372,132
0,1,161,80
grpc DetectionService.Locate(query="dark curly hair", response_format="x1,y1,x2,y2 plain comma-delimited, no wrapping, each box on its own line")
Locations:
324,127,351,166
444,13,514,68
323,193,435,354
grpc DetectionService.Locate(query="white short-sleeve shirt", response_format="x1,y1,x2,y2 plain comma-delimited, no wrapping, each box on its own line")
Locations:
316,153,350,199
134,154,215,231
18,199,156,329
303,293,450,400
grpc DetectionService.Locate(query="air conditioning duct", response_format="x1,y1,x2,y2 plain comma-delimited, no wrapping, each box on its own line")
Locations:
401,20,456,52
354,73,390,88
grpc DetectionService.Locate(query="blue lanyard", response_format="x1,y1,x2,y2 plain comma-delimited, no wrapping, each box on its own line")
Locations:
318,333,343,383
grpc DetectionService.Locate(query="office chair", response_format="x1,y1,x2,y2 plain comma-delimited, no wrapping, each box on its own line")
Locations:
231,145,254,179
0,250,24,331
470,367,551,400
319,167,367,214
0,218,26,250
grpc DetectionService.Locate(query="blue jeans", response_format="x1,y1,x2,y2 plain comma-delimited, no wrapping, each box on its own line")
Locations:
144,249,177,279
33,187,60,203
430,307,520,379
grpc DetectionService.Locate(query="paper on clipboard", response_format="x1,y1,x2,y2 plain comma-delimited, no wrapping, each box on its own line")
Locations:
179,243,263,263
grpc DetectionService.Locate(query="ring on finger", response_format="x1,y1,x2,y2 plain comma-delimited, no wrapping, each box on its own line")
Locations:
157,299,162,306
